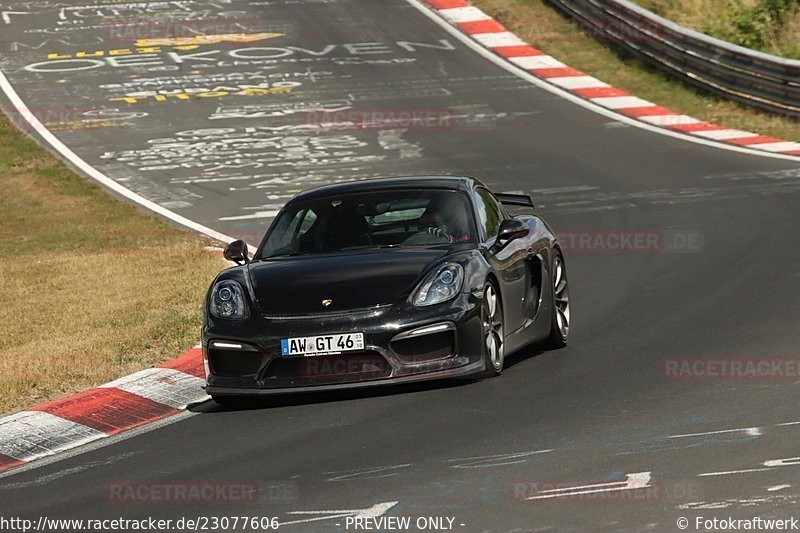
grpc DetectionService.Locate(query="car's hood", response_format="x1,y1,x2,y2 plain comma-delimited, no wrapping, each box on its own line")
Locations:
248,247,454,315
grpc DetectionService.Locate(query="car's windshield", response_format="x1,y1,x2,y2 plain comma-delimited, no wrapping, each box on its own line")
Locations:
258,189,476,259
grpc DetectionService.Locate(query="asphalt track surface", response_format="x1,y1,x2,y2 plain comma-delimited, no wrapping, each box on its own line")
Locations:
2,0,800,531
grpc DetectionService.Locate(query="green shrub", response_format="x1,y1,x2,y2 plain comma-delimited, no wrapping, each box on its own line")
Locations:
706,0,799,50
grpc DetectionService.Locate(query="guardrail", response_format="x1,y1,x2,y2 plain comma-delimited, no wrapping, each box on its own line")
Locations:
547,0,800,118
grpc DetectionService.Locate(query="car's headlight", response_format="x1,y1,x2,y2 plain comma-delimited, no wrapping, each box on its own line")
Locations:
209,280,249,320
413,263,464,307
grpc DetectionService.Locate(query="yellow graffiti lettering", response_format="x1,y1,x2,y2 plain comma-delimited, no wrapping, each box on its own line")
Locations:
75,51,104,58
110,97,142,104
43,33,282,61
134,33,284,48
238,88,270,96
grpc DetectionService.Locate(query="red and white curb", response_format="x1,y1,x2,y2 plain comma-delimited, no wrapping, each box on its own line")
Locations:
0,249,239,475
419,0,800,158
0,348,208,474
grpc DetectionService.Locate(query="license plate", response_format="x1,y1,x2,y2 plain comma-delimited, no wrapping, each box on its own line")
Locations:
280,333,365,356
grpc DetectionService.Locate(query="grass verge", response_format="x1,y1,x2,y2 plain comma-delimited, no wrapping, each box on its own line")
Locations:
471,0,800,142
0,113,224,415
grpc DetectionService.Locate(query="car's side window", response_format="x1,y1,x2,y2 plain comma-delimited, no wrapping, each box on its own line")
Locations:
264,209,316,255
474,188,504,242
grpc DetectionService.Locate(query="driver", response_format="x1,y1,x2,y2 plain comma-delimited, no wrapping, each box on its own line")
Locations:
418,194,471,243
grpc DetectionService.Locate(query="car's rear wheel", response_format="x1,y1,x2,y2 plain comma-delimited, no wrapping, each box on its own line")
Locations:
480,281,504,377
544,251,570,349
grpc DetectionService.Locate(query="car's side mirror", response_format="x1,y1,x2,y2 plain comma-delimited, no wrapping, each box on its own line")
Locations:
494,219,529,248
223,240,249,265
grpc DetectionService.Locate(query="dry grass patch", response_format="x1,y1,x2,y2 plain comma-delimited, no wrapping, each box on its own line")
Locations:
0,114,225,414
471,0,800,141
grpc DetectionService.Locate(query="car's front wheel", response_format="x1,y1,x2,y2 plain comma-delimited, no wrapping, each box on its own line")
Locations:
480,280,504,377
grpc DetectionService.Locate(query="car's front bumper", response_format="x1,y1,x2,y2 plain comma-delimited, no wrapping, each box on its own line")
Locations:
202,292,485,395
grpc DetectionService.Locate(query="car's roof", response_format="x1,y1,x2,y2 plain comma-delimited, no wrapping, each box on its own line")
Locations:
289,176,481,203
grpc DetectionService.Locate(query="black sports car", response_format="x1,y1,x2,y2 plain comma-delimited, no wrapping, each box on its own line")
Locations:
202,176,569,403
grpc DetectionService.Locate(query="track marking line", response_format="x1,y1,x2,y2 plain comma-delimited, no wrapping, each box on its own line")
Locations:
668,427,762,439
282,502,398,527
323,464,412,482
525,472,652,500
698,468,773,477
448,449,554,468
767,484,791,491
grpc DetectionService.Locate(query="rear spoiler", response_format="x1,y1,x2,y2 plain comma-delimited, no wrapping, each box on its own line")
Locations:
495,193,534,210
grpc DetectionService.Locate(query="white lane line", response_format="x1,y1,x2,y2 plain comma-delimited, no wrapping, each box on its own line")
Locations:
763,457,800,467
323,464,411,482
526,472,652,500
219,210,280,221
668,427,761,439
0,451,139,491
0,70,239,244
678,501,732,509
281,502,398,527
448,449,554,468
767,485,791,491
777,421,800,426
408,0,800,161
698,468,773,477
